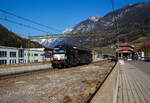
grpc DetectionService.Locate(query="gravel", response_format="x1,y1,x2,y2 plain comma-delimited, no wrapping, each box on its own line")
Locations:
0,60,115,103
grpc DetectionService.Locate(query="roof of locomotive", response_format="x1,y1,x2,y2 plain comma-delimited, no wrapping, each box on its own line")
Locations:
54,44,91,52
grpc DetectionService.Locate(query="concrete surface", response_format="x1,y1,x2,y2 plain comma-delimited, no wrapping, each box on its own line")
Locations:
0,64,52,76
90,62,119,103
117,61,150,103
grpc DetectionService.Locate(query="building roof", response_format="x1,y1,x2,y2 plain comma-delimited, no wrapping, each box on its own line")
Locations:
119,43,134,48
0,46,18,50
117,43,134,53
0,46,44,51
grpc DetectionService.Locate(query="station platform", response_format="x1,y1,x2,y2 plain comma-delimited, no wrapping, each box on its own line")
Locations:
117,62,150,103
0,64,51,76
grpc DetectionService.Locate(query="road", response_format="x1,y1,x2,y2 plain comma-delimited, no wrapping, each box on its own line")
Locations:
128,60,150,77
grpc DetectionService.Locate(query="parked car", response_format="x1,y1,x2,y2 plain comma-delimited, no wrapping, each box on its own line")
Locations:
103,55,109,59
145,57,150,62
127,58,132,61
140,57,147,61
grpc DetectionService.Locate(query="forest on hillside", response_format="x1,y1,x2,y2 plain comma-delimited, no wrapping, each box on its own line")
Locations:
0,24,42,48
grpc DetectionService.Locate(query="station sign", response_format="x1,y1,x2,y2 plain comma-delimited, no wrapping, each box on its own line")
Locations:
44,53,51,56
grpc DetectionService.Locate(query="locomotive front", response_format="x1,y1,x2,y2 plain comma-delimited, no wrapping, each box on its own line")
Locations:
52,45,67,68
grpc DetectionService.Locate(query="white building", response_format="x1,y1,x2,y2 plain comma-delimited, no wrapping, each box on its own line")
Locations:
24,48,44,63
0,46,44,65
0,46,18,65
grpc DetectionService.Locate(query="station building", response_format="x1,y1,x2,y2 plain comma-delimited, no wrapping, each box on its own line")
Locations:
0,46,44,65
116,43,135,60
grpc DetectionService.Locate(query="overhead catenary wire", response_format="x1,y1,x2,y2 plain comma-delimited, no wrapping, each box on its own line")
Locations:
0,17,93,39
0,9,62,33
0,17,49,33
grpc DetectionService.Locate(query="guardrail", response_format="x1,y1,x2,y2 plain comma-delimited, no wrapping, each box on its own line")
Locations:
90,62,120,103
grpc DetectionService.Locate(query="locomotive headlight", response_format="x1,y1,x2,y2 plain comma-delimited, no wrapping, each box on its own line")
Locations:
60,54,66,60
53,54,66,60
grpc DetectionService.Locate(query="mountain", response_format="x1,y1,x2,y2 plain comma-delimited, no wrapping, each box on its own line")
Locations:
0,24,42,48
33,38,64,49
71,2,150,33
71,16,102,33
32,2,150,49
63,28,73,34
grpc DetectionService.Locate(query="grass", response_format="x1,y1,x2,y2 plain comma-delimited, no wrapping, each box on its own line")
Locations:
91,46,116,56
130,36,150,52
101,47,116,55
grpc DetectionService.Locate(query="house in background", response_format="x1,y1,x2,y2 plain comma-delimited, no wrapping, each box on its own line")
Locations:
116,43,135,60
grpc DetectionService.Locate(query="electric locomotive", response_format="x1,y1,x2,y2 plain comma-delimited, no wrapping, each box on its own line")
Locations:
51,44,92,68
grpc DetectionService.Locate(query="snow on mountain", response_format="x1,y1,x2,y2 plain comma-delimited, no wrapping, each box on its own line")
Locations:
33,2,150,48
71,2,150,33
63,28,73,34
33,38,64,48
88,16,101,22
71,16,102,33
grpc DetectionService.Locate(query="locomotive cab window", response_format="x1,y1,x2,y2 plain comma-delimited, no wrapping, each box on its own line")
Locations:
53,47,66,54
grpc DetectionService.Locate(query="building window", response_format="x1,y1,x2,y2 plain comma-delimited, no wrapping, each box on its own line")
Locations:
12,60,14,64
34,54,38,56
10,52,16,57
19,59,24,63
0,60,7,65
19,49,24,58
34,60,38,62
0,51,7,57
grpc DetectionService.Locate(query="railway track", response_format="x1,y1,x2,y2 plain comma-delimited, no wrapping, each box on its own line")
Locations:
0,60,115,103
0,61,105,80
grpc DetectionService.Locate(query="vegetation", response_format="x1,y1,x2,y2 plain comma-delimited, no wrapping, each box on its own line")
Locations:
0,24,42,48
140,40,150,56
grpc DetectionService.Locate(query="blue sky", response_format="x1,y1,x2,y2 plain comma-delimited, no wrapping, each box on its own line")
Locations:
0,0,150,38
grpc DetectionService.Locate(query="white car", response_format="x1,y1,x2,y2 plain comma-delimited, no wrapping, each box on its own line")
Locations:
127,58,132,61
